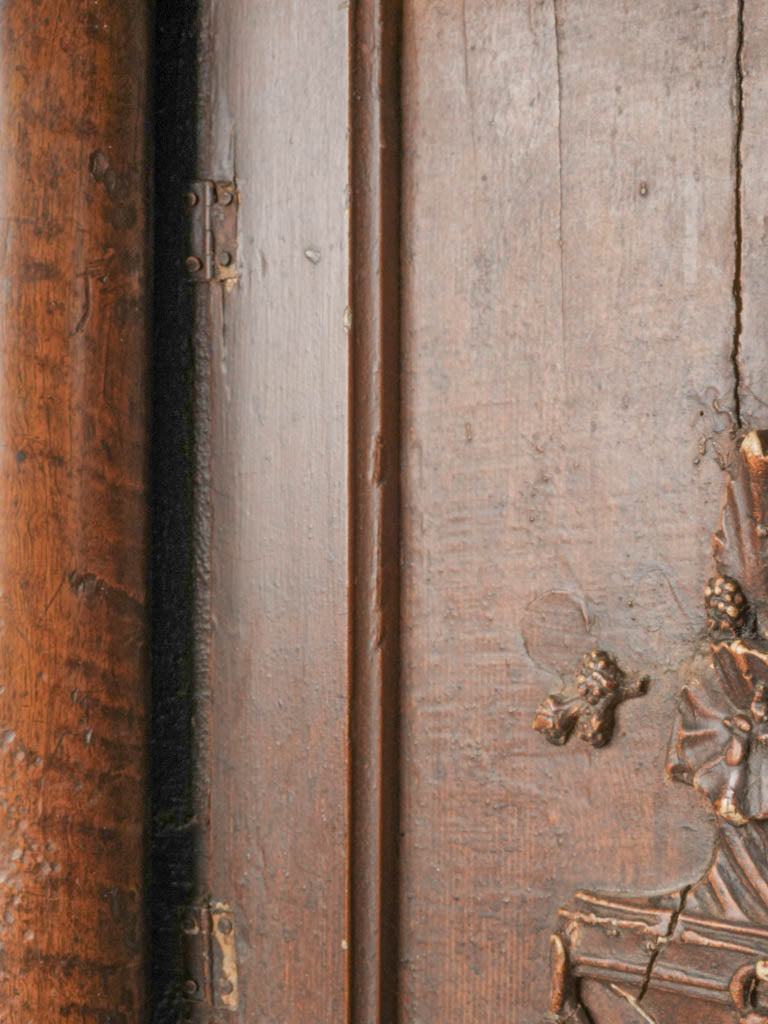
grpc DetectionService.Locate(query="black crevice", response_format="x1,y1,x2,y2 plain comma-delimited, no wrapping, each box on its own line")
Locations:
148,1,201,1020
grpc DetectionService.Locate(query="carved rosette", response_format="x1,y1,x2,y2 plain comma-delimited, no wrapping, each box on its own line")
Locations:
667,641,768,826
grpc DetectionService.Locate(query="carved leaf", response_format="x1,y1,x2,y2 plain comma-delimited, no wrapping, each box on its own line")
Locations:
713,431,768,633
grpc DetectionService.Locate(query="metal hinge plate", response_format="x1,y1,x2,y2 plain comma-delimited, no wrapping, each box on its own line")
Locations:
180,901,239,1021
185,180,238,284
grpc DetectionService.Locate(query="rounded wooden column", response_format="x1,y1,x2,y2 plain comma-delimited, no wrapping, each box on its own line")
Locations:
0,1,148,1018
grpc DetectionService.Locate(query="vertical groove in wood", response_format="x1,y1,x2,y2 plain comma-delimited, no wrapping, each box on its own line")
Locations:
350,3,403,1021
0,0,149,1017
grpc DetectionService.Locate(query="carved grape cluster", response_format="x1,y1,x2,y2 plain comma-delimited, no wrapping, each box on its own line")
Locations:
575,650,625,704
705,575,750,636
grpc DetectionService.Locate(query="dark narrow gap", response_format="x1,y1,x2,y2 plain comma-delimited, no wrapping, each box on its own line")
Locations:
149,1,201,1020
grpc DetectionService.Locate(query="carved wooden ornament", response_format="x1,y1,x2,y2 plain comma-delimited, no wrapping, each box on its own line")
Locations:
533,649,647,748
544,431,768,1023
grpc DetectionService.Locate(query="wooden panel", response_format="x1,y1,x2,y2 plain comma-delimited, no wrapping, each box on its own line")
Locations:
197,3,351,1020
400,1,743,1020
0,0,148,1018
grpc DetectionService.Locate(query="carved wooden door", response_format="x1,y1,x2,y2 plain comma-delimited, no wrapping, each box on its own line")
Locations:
149,2,768,1023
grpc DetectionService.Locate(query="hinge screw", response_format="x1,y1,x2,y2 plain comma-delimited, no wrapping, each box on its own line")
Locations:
185,256,203,274
217,189,234,206
183,978,199,995
218,916,233,934
184,190,199,207
218,252,232,268
220,980,234,995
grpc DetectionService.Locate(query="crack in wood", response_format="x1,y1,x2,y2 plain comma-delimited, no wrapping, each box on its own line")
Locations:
552,0,567,386
636,885,690,1003
732,0,746,429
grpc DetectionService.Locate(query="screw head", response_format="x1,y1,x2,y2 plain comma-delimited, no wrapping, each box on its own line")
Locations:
217,189,234,206
185,256,203,274
185,190,199,207
183,978,199,995
217,916,233,934
220,979,234,995
217,251,232,268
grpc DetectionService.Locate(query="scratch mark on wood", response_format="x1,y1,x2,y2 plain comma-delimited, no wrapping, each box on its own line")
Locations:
609,985,658,1022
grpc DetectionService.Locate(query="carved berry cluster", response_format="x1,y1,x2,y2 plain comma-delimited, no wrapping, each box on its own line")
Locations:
575,650,625,704
705,575,750,636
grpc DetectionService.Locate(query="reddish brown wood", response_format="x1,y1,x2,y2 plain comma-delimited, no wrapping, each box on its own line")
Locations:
350,2,403,1021
0,0,148,1018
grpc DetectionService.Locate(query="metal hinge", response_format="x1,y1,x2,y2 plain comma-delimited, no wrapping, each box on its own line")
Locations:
184,180,238,284
179,901,239,1022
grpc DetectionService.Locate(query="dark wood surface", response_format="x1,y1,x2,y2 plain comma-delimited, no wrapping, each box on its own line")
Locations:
0,0,148,1018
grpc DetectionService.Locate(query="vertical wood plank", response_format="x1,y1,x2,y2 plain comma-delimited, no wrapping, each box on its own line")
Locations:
197,4,351,1020
0,0,148,1018
400,1,739,1019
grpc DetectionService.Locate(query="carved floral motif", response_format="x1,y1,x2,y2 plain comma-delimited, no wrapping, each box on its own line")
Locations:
533,649,647,748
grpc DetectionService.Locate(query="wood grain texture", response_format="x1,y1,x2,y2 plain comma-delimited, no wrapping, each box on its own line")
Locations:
0,0,148,1018
195,3,351,1020
740,0,768,427
400,1,745,1020
350,2,403,1021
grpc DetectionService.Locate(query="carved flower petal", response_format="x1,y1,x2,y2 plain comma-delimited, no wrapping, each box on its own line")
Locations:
667,685,735,787
668,686,768,823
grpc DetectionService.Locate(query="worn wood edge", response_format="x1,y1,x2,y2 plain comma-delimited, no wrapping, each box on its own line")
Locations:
349,2,404,1021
